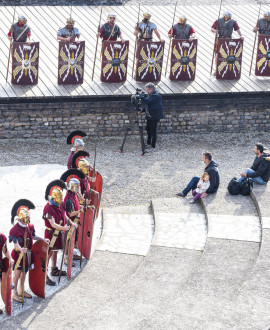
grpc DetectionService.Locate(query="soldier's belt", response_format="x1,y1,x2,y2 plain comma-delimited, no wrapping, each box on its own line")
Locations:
49,230,60,249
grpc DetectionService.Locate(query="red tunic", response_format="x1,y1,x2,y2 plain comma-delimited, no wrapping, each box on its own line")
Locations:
43,202,66,249
9,223,35,269
0,233,7,262
8,22,31,38
64,190,80,220
67,151,74,169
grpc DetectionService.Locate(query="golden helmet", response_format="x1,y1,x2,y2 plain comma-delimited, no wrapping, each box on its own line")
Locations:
45,180,66,204
72,150,91,176
51,187,63,204
107,13,117,20
143,12,152,19
78,158,90,176
179,15,187,23
11,199,35,224
18,15,27,23
66,17,75,25
60,168,86,192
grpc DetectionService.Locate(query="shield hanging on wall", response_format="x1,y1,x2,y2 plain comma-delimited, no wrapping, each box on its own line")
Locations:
135,41,165,82
11,42,39,85
255,34,270,76
58,41,85,85
101,40,129,83
170,39,197,81
216,38,243,80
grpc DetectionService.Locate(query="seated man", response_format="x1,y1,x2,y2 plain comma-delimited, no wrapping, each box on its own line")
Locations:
176,151,220,198
238,143,270,185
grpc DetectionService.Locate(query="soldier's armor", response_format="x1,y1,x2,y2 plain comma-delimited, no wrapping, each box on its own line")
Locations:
173,23,191,39
138,21,157,40
58,27,80,41
258,18,270,35
101,22,120,39
218,18,235,38
12,23,30,42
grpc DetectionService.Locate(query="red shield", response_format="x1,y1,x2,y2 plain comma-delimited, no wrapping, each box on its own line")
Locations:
101,40,129,83
135,41,165,82
58,41,85,85
170,39,197,81
255,34,270,76
77,208,94,260
29,240,48,299
216,38,243,80
67,228,76,280
1,257,12,316
89,171,103,218
12,42,39,85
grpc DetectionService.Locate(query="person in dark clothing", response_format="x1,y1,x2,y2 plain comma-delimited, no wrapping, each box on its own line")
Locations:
176,151,220,198
140,83,163,151
238,143,270,185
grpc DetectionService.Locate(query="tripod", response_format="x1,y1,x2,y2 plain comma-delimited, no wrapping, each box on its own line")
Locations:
120,112,146,156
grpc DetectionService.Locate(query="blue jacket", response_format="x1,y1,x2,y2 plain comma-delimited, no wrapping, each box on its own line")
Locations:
143,90,164,121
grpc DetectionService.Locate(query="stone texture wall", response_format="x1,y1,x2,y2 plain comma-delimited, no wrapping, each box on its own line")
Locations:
0,94,269,139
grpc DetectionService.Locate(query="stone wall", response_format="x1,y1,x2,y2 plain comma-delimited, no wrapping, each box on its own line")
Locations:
0,0,121,5
0,93,269,139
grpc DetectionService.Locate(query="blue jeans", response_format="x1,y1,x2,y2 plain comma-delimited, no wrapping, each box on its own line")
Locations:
238,168,267,185
182,176,200,196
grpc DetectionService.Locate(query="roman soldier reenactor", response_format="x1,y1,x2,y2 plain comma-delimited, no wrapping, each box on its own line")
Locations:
168,15,196,41
211,11,244,74
97,13,125,43
0,233,12,313
7,15,31,43
67,130,87,169
43,180,76,286
57,18,80,42
254,11,270,35
134,12,163,42
9,199,48,303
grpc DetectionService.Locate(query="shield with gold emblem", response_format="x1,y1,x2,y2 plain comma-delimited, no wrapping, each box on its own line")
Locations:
101,40,129,83
255,34,270,76
11,42,39,85
135,41,164,82
216,38,243,80
58,41,85,85
170,39,197,81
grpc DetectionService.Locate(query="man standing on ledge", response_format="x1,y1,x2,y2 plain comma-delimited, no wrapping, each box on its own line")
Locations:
8,15,31,43
97,13,125,43
176,151,220,197
140,83,163,152
57,18,80,43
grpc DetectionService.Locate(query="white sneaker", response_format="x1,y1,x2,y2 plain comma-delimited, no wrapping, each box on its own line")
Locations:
189,199,194,204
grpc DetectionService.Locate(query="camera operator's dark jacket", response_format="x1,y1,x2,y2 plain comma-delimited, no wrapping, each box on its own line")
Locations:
247,153,270,182
205,160,220,194
143,90,164,121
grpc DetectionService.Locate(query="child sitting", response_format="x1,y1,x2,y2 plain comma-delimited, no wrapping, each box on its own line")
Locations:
190,172,210,204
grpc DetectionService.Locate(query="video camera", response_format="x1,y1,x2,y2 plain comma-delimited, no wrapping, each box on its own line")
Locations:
131,88,147,112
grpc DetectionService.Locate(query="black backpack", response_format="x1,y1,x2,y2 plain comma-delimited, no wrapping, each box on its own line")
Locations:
227,177,241,195
240,177,253,196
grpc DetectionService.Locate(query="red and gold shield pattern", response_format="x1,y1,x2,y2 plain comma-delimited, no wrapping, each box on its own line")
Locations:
58,41,85,85
101,40,129,83
29,240,48,299
1,257,12,316
135,41,165,82
216,38,243,80
255,34,270,76
11,42,39,85
170,39,197,81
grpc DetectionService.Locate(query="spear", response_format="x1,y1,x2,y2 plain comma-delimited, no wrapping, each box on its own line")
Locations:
21,229,27,307
165,1,178,77
92,7,103,80
210,0,223,76
6,6,16,82
249,1,262,76
132,4,141,78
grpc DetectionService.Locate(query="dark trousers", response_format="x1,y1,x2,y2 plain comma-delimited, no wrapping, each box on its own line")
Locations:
182,176,200,196
146,120,159,148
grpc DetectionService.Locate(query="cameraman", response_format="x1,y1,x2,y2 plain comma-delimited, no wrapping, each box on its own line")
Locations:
139,83,164,151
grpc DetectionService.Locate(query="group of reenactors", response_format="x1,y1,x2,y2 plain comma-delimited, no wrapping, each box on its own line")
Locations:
0,131,102,314
6,9,270,84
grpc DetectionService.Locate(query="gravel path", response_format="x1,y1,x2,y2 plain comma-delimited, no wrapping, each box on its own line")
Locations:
1,131,269,210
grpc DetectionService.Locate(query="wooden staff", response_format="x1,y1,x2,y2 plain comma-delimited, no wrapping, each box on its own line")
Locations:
92,7,103,80
249,1,263,76
80,192,88,268
210,0,223,76
132,4,141,78
6,6,16,82
165,1,178,77
58,230,68,284
21,229,27,306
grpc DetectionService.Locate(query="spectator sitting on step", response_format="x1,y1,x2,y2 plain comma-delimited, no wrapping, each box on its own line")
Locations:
190,172,210,204
238,143,270,185
176,151,220,198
